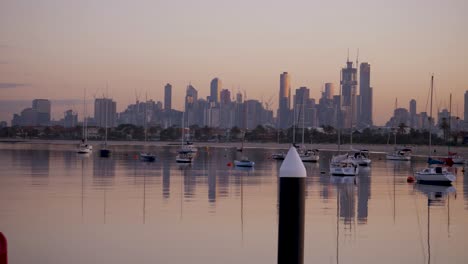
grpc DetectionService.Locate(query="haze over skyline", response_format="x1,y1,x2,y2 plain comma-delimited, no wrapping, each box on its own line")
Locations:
1,0,467,125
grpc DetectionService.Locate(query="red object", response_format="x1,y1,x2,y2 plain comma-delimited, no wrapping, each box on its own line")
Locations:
407,176,415,183
227,162,232,167
0,232,7,264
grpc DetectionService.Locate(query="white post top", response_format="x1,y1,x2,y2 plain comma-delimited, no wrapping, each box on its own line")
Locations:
279,146,307,178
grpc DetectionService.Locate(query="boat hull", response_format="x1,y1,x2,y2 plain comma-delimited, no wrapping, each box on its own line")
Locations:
99,149,111,157
329,166,359,176
415,172,455,185
234,160,255,167
386,154,410,161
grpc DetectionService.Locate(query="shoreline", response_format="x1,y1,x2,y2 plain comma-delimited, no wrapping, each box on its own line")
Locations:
1,138,467,158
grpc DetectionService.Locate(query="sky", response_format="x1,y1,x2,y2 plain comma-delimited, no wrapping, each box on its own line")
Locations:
1,0,467,125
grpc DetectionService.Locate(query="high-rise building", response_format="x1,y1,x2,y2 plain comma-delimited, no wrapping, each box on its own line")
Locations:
220,89,231,105
63,109,78,128
278,72,291,129
185,84,198,127
340,60,358,128
32,99,51,125
94,98,117,128
164,83,172,111
324,83,335,100
210,78,222,104
409,99,416,128
464,91,468,122
359,63,373,127
293,87,310,127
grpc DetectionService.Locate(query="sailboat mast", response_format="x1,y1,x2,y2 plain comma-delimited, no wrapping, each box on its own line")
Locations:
301,97,305,148
448,93,452,153
104,90,108,145
429,75,433,156
82,89,86,141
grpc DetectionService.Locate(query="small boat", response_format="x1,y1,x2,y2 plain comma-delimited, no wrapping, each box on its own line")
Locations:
139,152,156,162
414,166,456,185
234,158,255,167
176,152,193,163
329,154,359,176
271,152,286,160
179,141,198,154
448,152,465,164
349,149,371,166
99,147,111,157
386,148,412,161
77,142,93,154
299,149,319,162
428,157,445,165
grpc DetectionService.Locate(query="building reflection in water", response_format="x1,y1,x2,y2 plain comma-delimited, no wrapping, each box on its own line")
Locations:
93,156,116,187
357,166,371,224
464,168,468,211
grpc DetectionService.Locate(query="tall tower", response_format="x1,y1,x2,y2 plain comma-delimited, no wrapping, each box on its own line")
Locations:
164,83,172,111
409,99,416,128
359,62,373,127
324,83,335,100
278,72,291,129
210,78,222,104
340,60,358,128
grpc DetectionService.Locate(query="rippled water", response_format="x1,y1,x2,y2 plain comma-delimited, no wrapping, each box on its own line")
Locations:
0,143,467,264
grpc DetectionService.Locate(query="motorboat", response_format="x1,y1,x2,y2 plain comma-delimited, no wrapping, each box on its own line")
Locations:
234,158,255,168
329,154,359,176
414,166,456,185
299,148,319,162
271,152,286,160
386,148,411,161
448,152,465,164
179,141,198,154
176,152,194,163
77,142,93,154
139,152,156,162
349,149,371,166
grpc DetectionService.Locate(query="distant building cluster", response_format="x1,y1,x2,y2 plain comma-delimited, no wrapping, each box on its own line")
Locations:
4,59,468,133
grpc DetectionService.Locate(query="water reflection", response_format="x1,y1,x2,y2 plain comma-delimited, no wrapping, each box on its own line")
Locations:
0,146,468,264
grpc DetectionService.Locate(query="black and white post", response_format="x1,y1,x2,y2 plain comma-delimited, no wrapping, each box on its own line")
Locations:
278,146,307,264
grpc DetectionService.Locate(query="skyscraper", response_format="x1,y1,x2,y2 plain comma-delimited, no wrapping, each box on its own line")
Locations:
464,91,468,122
278,72,291,129
94,98,117,128
164,83,172,111
340,61,358,128
359,62,373,127
220,89,231,105
210,78,222,104
409,99,416,128
324,83,335,100
32,99,51,125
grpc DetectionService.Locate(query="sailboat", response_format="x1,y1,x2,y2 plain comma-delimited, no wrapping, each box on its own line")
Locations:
99,93,111,157
386,99,411,161
77,89,93,154
139,96,155,162
415,75,455,184
348,86,370,166
176,105,196,163
330,72,358,176
297,97,319,163
234,92,254,167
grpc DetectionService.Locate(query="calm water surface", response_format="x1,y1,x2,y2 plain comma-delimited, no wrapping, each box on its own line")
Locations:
0,144,467,264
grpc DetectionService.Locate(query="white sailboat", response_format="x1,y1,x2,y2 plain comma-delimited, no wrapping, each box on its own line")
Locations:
386,99,411,161
330,153,359,176
139,96,155,162
415,75,455,184
176,107,194,163
99,91,111,157
297,97,319,163
77,89,93,154
234,92,254,167
330,78,357,176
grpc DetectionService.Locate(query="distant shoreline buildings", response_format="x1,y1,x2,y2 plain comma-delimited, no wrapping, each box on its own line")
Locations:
4,59,468,133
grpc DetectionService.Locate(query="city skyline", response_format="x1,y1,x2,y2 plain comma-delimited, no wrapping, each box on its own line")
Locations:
1,0,467,125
